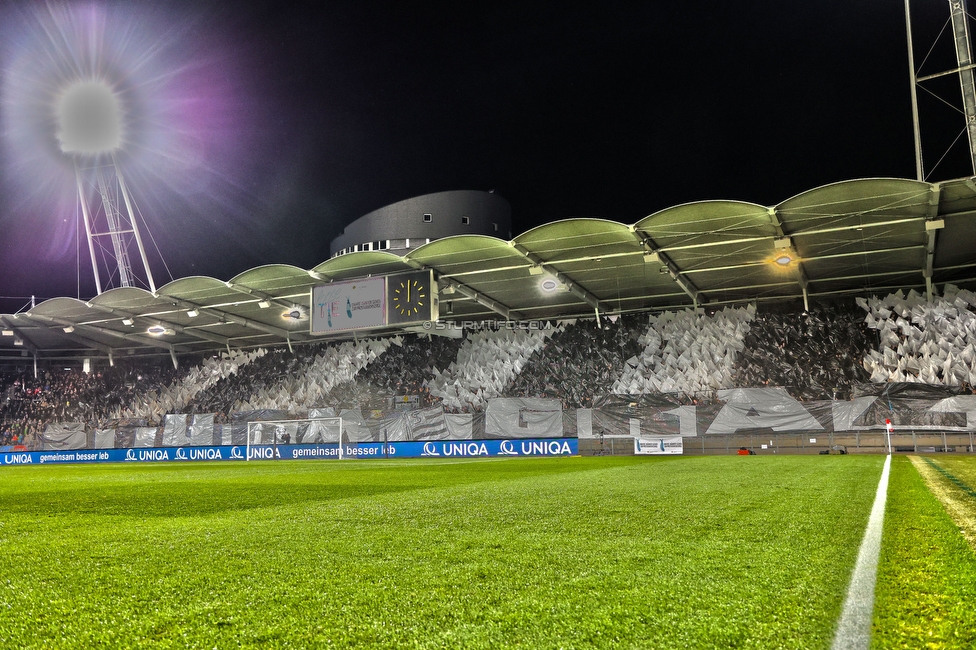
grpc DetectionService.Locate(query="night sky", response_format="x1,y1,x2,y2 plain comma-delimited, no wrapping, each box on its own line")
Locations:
0,1,970,309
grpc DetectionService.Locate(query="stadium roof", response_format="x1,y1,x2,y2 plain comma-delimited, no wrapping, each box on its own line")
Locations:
4,176,976,362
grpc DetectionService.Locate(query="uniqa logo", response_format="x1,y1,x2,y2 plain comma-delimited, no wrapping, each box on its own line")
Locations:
247,446,279,460
136,449,170,461
442,442,489,456
175,448,189,460
421,442,440,456
520,440,573,455
498,440,518,455
188,448,223,460
230,446,244,459
3,453,32,464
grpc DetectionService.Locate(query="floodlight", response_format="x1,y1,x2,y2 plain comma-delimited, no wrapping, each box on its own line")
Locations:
774,254,793,266
122,318,134,326
186,309,199,318
540,278,560,293
643,252,659,263
147,325,167,335
1,330,13,336
258,300,271,309
529,265,544,275
13,339,23,346
56,81,122,154
62,326,75,333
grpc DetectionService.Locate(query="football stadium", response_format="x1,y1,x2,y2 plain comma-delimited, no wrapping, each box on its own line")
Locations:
3,2,976,649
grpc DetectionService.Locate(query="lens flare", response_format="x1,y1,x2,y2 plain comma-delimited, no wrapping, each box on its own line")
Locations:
0,2,260,293
57,80,123,154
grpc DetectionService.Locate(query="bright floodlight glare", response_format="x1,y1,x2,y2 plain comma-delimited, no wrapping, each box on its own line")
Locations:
774,254,793,266
540,278,560,293
56,81,122,154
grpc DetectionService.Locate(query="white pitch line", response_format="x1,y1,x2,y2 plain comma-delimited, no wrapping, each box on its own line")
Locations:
831,453,892,650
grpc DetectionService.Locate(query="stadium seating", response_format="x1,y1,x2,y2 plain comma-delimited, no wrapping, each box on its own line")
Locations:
859,285,976,386
428,326,563,411
506,315,644,407
5,289,976,447
733,300,873,400
612,305,755,397
113,348,265,421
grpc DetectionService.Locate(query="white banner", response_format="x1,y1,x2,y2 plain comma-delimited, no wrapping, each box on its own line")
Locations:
634,436,683,455
311,278,386,333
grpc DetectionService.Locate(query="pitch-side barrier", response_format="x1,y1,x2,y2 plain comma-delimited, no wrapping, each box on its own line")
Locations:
0,438,578,466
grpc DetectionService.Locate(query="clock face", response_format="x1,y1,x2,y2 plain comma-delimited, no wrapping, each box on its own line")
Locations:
387,270,436,324
392,278,427,317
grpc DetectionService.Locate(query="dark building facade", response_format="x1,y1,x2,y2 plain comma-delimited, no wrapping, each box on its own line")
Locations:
330,190,512,257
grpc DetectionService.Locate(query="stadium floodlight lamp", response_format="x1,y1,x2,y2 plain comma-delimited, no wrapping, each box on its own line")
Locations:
13,339,24,346
56,81,123,154
282,307,305,321
540,278,560,293
257,300,271,309
528,264,544,275
186,309,199,318
774,254,793,266
1,329,13,336
62,326,75,333
147,324,167,335
122,318,134,326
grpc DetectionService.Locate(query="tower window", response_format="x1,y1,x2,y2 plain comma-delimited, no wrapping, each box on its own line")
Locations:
461,216,470,225
423,213,432,223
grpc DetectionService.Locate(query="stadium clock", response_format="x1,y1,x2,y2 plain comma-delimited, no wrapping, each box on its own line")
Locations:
387,270,437,324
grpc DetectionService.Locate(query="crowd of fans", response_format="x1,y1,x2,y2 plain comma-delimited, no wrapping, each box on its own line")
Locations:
859,285,976,387
5,290,976,446
734,299,873,400
613,306,755,398
428,326,563,411
355,334,466,407
507,316,644,408
0,360,182,445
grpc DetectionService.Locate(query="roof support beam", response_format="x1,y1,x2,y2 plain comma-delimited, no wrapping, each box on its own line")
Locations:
630,228,702,308
0,315,39,355
678,244,928,276
54,328,115,355
166,297,307,342
84,302,232,348
439,280,522,321
223,281,303,313
509,242,605,313
399,257,521,321
767,207,811,298
26,313,177,353
923,184,943,301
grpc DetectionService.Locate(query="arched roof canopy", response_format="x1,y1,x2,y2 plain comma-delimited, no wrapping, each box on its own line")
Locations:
5,176,976,360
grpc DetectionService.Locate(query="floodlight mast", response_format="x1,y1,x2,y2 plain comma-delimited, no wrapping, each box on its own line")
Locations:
949,0,976,174
74,154,157,294
905,0,976,177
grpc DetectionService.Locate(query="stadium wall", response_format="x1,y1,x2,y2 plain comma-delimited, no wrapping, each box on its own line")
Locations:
330,190,512,257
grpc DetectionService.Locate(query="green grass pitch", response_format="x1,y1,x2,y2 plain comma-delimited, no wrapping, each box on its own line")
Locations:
0,454,970,649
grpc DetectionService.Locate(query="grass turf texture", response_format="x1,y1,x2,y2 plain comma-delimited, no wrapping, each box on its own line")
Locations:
872,456,976,649
0,456,883,649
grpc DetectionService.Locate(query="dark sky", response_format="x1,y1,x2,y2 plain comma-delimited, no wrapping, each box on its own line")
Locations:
0,1,971,308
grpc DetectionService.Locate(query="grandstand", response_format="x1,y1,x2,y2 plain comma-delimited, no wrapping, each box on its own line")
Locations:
4,178,976,457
